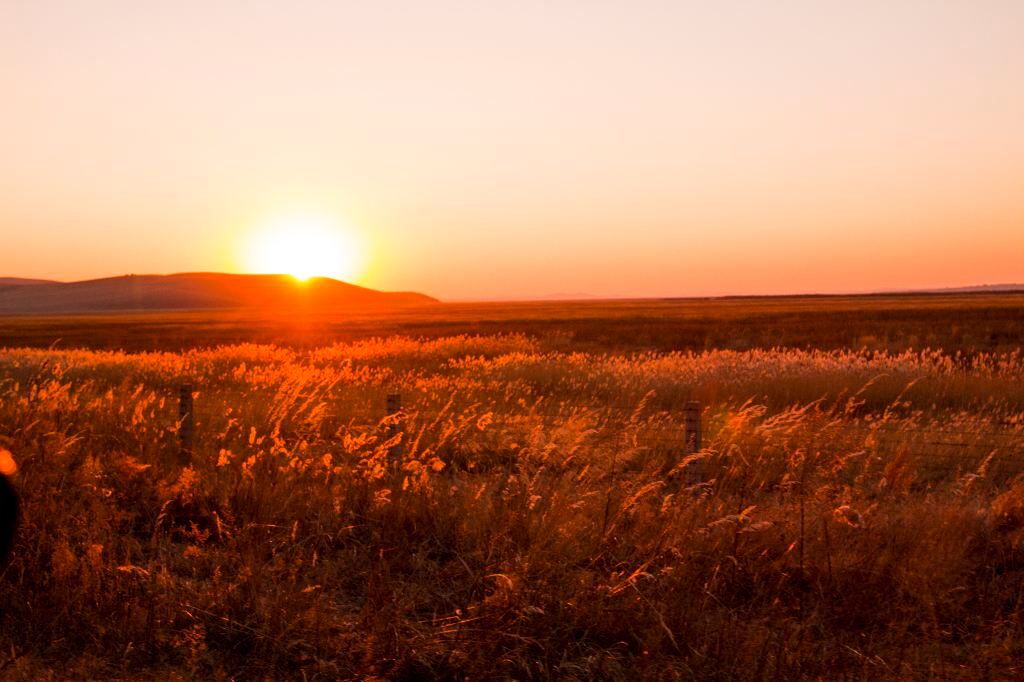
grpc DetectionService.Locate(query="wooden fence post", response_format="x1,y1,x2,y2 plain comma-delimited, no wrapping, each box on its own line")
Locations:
683,400,703,485
179,384,194,464
386,393,404,467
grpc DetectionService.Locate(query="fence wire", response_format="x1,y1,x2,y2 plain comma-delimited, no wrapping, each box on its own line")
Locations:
174,385,1024,477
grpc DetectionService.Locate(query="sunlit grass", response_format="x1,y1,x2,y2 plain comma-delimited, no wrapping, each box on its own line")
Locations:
1,336,1023,677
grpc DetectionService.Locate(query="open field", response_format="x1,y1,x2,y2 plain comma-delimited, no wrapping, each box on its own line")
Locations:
2,292,1024,354
1,296,1024,678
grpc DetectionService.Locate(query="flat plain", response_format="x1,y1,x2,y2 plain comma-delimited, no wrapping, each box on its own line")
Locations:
1,293,1024,679
3,291,1024,353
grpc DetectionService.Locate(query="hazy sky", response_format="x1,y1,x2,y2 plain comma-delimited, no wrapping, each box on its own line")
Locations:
3,1,1023,300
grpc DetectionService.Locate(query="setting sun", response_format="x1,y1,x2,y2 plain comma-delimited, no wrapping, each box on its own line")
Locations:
243,214,364,282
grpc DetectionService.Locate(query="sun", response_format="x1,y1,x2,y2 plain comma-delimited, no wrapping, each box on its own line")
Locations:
244,214,364,282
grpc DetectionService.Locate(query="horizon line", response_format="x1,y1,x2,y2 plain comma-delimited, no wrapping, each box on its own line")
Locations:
5,272,1024,305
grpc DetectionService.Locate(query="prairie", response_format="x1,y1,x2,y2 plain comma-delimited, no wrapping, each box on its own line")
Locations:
2,292,1024,354
0,295,1023,678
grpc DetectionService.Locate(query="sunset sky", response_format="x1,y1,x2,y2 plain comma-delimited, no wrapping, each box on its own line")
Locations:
3,1,1023,300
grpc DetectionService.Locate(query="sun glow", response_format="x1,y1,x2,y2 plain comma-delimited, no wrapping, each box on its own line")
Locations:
244,214,364,282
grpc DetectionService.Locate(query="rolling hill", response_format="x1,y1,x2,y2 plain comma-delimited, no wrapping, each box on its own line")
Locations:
0,273,437,314
0,277,57,288
925,283,1024,294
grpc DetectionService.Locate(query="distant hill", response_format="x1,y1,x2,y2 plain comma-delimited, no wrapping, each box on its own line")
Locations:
0,273,437,314
924,283,1024,294
0,277,57,288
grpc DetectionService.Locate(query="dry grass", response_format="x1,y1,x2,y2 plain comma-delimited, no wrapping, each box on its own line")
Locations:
1,335,1024,678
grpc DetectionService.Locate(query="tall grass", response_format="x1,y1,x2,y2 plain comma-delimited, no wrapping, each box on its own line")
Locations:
1,336,1023,678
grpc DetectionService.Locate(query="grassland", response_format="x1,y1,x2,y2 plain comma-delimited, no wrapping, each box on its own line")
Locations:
2,292,1024,354
1,294,1024,679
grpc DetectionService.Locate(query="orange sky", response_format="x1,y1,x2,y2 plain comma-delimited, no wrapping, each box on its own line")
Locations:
2,1,1023,300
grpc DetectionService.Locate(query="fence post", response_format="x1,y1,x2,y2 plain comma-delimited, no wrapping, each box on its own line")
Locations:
683,400,703,485
179,384,194,464
386,393,404,467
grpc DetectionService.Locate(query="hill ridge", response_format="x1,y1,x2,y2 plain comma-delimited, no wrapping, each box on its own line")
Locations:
0,272,436,314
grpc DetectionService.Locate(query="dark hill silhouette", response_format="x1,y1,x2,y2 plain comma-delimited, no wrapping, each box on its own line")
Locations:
0,273,437,314
0,277,57,289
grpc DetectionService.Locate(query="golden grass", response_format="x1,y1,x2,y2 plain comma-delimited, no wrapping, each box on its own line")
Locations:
1,335,1024,678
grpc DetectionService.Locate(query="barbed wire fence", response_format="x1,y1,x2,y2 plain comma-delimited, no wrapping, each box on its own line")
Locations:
174,384,1024,482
